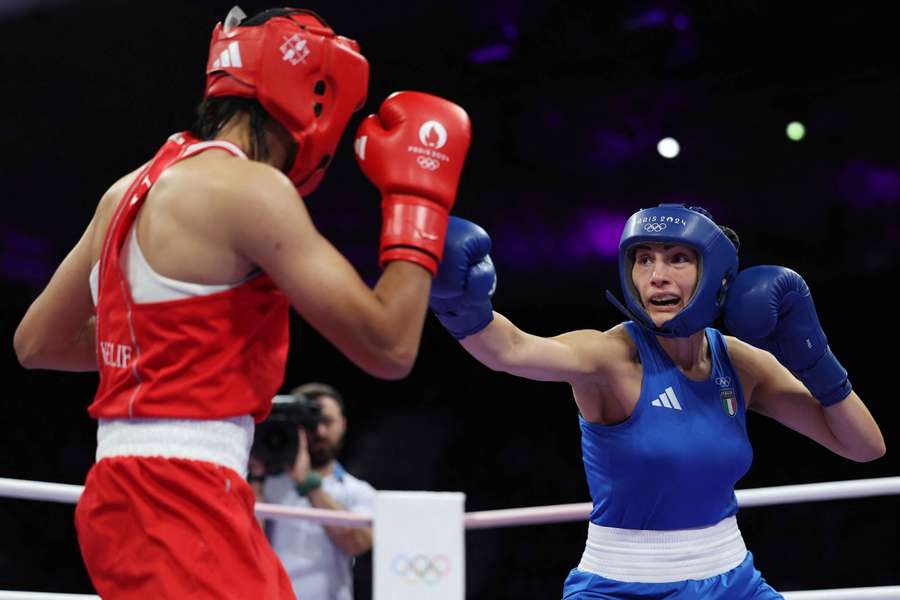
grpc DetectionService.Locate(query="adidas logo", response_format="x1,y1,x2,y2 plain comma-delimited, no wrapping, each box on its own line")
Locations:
212,41,242,69
650,386,682,410
354,136,367,160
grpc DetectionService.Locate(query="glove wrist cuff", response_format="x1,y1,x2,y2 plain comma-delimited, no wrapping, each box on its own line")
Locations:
381,248,438,274
794,346,852,406
380,195,450,276
434,307,494,340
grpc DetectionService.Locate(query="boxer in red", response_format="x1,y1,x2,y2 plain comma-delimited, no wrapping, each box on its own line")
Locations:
14,6,471,599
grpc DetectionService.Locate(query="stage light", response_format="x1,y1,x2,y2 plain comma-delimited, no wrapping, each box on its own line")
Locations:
657,137,680,158
786,121,806,141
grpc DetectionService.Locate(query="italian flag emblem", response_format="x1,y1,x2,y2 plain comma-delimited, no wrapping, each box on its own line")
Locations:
720,388,737,417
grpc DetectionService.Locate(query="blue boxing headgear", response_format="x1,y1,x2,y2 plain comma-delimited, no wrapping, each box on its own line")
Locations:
605,203,738,337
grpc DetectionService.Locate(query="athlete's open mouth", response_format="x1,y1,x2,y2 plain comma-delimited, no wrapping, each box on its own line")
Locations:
649,294,680,307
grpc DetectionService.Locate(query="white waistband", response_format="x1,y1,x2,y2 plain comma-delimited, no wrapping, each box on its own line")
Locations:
577,516,747,583
96,416,254,478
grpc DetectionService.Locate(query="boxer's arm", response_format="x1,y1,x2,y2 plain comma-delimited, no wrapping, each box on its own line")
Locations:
461,313,611,383
731,337,885,462
14,213,99,372
14,167,142,372
227,165,430,380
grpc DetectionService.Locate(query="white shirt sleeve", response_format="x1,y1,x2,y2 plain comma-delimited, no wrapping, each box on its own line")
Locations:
336,472,376,515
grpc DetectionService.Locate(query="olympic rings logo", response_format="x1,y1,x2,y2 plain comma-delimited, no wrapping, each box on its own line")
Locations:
644,223,667,233
391,554,451,584
416,156,441,171
715,376,731,387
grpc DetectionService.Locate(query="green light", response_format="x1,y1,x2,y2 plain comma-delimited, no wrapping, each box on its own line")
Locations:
786,121,806,141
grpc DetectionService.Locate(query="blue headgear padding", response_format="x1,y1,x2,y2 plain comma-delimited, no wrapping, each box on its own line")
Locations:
610,203,738,337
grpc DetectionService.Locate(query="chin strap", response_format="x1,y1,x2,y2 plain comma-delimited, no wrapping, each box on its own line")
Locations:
605,290,639,323
604,290,681,338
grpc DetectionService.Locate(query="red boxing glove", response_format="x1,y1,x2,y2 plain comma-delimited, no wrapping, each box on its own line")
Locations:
354,91,472,275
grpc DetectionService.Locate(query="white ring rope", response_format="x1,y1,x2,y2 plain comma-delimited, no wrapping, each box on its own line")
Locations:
0,594,101,600
255,502,370,527
1,476,897,599
735,477,900,508
0,479,83,505
2,476,898,528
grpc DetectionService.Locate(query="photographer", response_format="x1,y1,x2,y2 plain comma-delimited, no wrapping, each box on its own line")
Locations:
250,383,375,600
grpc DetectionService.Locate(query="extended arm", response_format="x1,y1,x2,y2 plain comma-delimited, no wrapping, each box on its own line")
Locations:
432,217,611,383
462,315,609,382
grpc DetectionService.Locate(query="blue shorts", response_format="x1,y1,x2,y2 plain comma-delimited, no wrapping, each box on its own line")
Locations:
562,551,782,599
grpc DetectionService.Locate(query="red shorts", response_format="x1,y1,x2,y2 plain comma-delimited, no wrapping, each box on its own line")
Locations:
75,456,295,599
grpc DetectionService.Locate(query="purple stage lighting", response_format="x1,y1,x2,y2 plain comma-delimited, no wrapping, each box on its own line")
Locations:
839,160,900,209
564,211,626,261
583,212,625,257
469,42,513,64
672,14,690,30
625,7,668,30
0,227,55,289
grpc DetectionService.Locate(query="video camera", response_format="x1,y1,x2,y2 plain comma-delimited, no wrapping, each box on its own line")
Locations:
250,393,323,477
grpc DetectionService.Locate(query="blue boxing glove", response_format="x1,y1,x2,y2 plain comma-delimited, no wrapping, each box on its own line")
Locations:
430,217,496,339
724,265,851,406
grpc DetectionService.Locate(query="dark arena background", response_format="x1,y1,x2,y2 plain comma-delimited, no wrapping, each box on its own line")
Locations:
1,1,898,597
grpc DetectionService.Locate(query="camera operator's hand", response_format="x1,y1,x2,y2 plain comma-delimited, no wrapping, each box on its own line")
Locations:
290,429,312,483
290,428,324,496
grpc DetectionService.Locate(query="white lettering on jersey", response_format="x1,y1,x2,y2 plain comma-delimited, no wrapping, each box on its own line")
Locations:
100,341,133,369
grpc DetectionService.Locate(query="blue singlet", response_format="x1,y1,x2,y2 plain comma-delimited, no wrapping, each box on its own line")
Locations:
581,321,753,530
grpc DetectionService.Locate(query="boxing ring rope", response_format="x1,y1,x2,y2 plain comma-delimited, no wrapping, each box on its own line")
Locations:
1,475,898,599
3,475,899,527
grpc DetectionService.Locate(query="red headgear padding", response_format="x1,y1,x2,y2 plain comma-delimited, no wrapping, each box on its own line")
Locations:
204,9,369,195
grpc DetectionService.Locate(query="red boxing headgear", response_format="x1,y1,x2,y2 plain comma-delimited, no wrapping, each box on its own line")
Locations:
204,7,369,196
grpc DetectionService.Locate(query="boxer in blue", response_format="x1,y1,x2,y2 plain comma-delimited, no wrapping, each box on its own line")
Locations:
429,205,885,599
